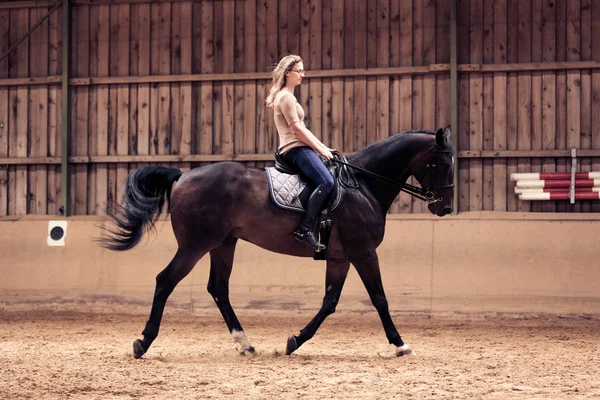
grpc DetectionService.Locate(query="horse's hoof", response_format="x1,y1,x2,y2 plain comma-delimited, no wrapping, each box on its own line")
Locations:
396,344,415,357
133,339,146,359
241,346,256,357
285,335,298,355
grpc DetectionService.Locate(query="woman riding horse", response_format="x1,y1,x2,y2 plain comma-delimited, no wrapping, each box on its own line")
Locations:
266,55,335,251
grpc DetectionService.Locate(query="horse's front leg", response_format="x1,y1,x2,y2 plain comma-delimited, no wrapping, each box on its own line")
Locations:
208,236,255,356
351,251,415,356
286,259,350,355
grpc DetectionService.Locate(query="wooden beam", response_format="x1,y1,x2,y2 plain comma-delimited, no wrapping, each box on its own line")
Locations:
6,150,600,166
2,61,600,88
0,0,235,9
457,150,600,158
0,1,58,10
0,76,63,86
450,0,459,215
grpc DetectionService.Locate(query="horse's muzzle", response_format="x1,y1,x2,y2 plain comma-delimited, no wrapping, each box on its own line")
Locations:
438,206,452,216
429,202,453,216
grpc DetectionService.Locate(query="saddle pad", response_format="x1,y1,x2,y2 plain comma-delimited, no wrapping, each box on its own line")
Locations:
266,167,342,213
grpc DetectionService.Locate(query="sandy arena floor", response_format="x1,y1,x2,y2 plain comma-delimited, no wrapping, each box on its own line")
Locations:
0,306,598,399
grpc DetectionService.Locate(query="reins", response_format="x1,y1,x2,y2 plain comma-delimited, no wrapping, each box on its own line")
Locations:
330,149,453,204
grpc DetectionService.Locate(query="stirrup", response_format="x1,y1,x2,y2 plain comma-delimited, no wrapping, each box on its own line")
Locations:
294,229,326,251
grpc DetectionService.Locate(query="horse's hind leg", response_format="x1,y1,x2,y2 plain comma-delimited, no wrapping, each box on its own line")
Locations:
286,259,351,355
133,247,203,359
208,236,255,355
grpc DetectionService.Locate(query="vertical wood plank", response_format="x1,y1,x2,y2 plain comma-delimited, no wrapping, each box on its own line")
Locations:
566,0,581,212
331,0,344,151
255,0,266,169
149,3,160,156
424,0,439,210
492,0,507,211
221,0,234,156
243,0,256,166
278,0,287,55
397,0,413,213
37,7,49,215
95,5,109,214
116,4,130,204
288,0,300,55
435,0,450,129
555,0,568,212
200,1,214,159
14,9,29,215
481,0,494,211
376,0,390,138
411,0,424,213
6,9,25,215
389,0,401,201
107,4,119,207
299,0,310,130
321,0,332,147
580,0,592,212
517,0,532,212
264,0,278,154
74,6,90,215
136,3,150,158
353,0,367,155
308,0,322,152
365,0,377,158
541,0,557,212
458,0,471,212
126,7,138,176
87,5,99,214
422,0,436,131
158,3,171,158
530,0,543,212
179,2,192,172
128,3,138,163
233,0,245,160
468,0,483,211
48,7,60,214
28,8,39,213
343,0,354,152
170,1,182,162
505,0,519,211
0,9,7,215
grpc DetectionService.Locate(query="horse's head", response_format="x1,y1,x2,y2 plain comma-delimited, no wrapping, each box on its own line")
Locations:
413,125,455,216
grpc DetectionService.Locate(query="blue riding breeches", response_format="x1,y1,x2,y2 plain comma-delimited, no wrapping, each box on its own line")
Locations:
282,146,334,193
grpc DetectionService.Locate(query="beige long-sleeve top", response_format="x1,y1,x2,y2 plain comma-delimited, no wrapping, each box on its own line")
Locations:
274,90,306,155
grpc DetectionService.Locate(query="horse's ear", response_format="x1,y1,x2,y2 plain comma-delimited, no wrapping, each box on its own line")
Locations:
436,125,451,147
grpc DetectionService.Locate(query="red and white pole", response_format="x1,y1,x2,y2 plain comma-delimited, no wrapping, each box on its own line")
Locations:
511,172,600,181
515,179,600,188
519,192,600,201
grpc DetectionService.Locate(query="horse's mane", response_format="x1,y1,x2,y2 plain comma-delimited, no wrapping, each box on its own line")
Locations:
352,129,436,161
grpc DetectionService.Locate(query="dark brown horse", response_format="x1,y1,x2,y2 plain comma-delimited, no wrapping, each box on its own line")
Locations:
100,125,455,358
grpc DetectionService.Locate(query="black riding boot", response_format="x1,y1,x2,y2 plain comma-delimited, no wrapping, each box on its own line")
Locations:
294,184,330,251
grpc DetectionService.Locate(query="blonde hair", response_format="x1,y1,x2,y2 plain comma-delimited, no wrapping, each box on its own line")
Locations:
265,55,302,109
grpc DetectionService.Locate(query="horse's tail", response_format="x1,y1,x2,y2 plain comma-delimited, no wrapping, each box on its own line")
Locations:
98,166,183,251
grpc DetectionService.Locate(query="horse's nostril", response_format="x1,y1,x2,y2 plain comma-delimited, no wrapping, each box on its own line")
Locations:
443,207,452,215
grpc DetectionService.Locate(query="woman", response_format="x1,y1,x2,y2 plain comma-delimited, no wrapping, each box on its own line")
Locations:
266,55,335,251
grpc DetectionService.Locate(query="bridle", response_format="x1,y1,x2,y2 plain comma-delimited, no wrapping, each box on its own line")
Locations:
331,145,455,204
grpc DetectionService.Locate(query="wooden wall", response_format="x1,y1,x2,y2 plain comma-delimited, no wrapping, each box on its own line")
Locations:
0,0,599,216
